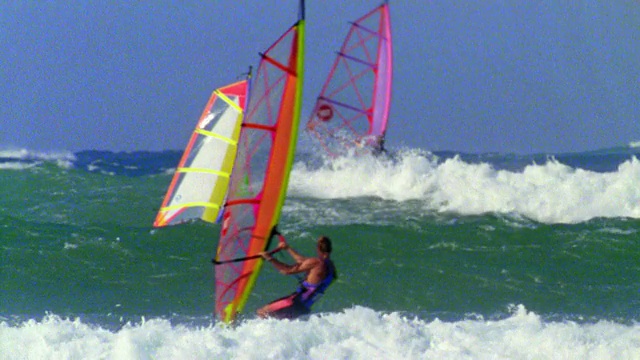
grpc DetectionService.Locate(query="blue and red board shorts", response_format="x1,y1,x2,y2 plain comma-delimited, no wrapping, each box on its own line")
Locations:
263,292,311,319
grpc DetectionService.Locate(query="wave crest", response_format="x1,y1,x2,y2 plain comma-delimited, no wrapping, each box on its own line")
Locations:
290,149,640,224
2,306,637,360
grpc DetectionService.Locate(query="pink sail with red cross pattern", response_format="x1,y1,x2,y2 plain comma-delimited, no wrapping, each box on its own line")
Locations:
307,2,392,156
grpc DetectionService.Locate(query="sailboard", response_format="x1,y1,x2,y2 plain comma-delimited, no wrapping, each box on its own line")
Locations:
307,1,392,156
154,78,249,227
213,1,306,323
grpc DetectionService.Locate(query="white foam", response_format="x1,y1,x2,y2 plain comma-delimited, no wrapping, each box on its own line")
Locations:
0,148,31,159
289,150,640,224
0,162,39,170
1,306,637,360
0,148,75,161
0,148,76,169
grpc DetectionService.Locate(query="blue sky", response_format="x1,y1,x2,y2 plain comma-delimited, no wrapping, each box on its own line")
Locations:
1,1,639,154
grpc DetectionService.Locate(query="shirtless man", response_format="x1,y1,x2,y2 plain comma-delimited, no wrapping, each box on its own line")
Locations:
257,235,337,319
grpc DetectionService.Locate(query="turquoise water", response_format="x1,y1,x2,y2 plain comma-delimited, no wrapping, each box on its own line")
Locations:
1,147,639,359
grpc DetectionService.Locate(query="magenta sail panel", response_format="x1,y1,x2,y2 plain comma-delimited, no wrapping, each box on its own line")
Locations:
307,3,392,156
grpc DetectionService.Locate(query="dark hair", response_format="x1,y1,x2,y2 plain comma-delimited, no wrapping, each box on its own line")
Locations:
317,236,332,254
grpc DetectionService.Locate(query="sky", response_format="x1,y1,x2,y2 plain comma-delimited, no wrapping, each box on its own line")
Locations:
1,1,639,154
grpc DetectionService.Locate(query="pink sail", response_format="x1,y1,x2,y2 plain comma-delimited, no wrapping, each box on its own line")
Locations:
307,2,392,156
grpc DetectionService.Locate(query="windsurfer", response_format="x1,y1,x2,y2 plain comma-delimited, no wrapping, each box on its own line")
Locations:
372,135,386,155
257,235,337,319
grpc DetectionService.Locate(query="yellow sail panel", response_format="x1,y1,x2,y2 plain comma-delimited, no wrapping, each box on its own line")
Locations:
153,80,248,227
214,14,305,323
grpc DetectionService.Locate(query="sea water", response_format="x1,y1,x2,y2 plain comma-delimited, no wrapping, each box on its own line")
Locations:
1,146,639,359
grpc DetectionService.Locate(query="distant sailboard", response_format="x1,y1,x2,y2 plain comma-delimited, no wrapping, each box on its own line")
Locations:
212,1,306,323
154,79,249,227
307,1,393,156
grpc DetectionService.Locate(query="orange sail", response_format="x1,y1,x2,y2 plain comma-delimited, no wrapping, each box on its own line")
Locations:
213,3,305,323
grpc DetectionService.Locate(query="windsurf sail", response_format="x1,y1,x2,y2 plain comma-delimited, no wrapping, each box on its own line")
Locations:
213,1,305,323
307,1,392,156
154,78,249,227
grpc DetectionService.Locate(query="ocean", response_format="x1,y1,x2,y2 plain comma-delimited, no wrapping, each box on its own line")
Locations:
1,145,639,359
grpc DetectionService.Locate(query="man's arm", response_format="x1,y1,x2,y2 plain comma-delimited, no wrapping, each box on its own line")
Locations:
261,253,319,276
274,234,306,264
284,244,306,264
